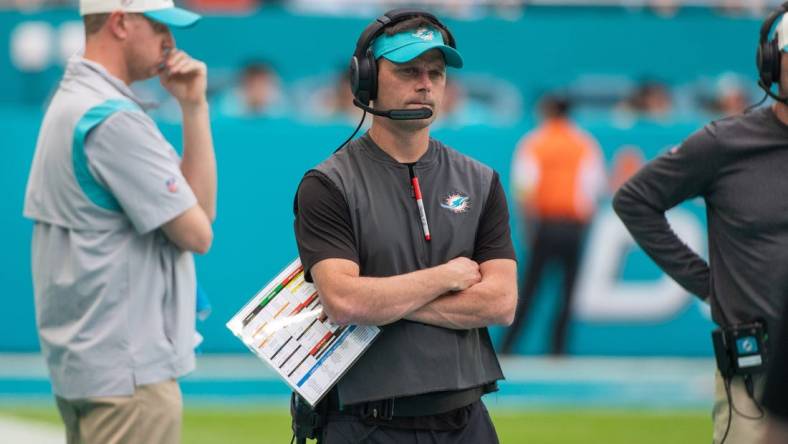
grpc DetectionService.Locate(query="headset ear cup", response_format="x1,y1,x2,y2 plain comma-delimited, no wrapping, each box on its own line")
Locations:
349,56,361,98
771,38,782,86
352,49,379,106
757,43,768,85
756,43,766,83
353,54,372,106
758,42,776,87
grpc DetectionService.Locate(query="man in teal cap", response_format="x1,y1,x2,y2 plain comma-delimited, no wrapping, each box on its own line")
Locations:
293,10,516,443
23,1,216,443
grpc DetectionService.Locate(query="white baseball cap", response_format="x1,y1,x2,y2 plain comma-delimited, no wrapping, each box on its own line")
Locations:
80,0,201,28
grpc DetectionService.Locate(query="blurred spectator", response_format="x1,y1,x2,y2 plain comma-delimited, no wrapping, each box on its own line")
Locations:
500,95,606,356
322,69,363,122
285,0,382,17
618,80,673,119
435,78,493,127
1,0,75,11
714,0,770,16
436,75,522,128
295,68,364,124
565,74,635,113
216,60,288,118
649,0,680,17
184,0,259,13
709,72,750,117
610,145,645,192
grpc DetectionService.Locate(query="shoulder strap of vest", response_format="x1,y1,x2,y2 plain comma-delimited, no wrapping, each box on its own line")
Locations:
72,99,141,212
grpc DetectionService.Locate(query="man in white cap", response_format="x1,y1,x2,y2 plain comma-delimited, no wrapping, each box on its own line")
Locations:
23,1,215,443
614,5,788,444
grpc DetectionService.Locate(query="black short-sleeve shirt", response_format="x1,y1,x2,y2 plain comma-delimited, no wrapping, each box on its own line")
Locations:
294,169,515,281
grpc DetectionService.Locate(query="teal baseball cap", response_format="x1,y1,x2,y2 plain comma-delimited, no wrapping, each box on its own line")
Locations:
371,26,463,68
144,7,201,29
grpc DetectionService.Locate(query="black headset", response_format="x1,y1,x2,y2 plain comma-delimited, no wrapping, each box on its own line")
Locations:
349,8,456,120
756,1,788,103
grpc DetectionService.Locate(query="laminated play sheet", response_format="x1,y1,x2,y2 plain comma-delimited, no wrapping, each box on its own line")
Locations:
227,258,379,406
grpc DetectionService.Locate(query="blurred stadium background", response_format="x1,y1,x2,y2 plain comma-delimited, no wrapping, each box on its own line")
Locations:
0,0,780,442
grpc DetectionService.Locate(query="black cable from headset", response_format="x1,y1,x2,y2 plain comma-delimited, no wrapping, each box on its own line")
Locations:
743,92,770,114
732,375,765,420
334,110,367,153
719,377,733,444
718,374,766,444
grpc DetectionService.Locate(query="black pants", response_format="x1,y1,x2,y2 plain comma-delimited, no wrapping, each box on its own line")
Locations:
320,400,499,444
500,219,587,356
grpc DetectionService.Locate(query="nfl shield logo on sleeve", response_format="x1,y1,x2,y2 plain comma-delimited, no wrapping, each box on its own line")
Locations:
166,177,178,193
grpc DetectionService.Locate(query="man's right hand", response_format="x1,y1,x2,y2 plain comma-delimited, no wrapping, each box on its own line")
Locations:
159,49,208,109
442,257,482,292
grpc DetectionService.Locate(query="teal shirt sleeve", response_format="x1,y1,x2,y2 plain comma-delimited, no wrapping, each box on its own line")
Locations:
84,109,197,234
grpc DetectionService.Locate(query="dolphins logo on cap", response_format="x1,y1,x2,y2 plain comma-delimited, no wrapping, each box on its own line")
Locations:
412,27,435,41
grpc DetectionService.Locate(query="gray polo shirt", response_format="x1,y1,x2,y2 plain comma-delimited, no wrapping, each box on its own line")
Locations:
23,56,198,399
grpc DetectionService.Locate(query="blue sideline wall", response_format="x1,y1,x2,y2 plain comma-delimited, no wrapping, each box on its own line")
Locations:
1,7,762,355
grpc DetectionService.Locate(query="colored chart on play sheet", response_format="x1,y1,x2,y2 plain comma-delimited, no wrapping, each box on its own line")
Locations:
227,258,379,406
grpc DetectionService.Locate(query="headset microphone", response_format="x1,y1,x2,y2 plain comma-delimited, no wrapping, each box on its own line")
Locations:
352,99,433,120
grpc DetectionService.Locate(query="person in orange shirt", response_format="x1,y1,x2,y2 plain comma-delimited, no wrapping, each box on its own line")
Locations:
501,95,605,356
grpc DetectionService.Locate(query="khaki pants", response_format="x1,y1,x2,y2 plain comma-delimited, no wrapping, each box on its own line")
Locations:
712,370,768,444
55,379,182,444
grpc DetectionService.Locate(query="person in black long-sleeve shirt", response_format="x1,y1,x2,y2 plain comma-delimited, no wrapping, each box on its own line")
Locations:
613,82,788,444
763,301,788,444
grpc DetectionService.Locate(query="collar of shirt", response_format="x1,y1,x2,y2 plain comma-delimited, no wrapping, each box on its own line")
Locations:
358,132,439,169
64,54,157,111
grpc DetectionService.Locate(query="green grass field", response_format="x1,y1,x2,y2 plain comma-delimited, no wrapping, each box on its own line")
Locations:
0,406,710,443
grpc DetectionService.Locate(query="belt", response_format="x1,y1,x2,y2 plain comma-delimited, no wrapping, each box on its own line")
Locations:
330,385,487,420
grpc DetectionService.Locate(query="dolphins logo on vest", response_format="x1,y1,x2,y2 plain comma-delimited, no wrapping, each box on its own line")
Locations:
440,192,471,214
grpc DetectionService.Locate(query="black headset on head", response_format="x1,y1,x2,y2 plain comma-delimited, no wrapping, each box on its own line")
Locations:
349,8,457,120
757,1,788,104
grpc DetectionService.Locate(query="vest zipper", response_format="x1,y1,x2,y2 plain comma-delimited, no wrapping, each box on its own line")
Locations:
407,164,430,266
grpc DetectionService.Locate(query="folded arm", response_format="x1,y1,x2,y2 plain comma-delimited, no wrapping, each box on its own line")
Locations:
310,256,481,326
405,258,517,330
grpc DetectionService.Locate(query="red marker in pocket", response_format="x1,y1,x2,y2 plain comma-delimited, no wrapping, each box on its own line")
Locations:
408,165,431,242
